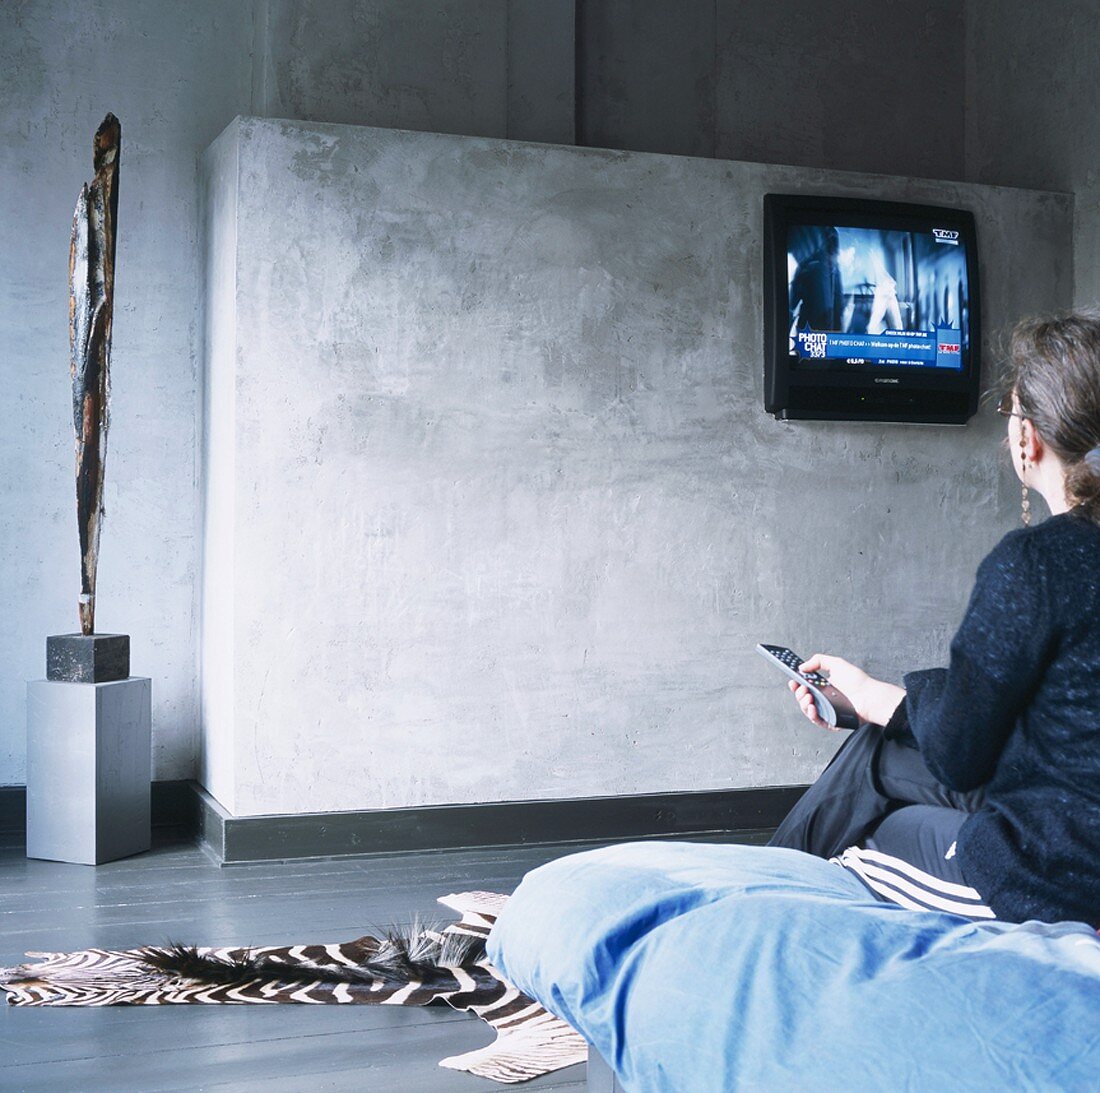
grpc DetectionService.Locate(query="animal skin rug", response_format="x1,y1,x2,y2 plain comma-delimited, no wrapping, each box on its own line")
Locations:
0,890,587,1085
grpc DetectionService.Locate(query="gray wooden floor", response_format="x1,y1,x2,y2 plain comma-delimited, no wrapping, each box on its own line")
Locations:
0,827,768,1091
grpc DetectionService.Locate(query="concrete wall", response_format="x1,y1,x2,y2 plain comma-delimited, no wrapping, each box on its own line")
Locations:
256,0,969,177
2,0,1092,799
0,0,252,783
203,117,1072,817
0,0,573,787
254,0,577,146
578,0,967,179
965,0,1100,306
199,125,241,811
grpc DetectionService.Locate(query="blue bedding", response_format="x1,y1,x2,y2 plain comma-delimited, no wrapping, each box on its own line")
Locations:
487,842,1100,1092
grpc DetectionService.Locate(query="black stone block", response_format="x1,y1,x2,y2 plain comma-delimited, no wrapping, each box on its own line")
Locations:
46,633,130,683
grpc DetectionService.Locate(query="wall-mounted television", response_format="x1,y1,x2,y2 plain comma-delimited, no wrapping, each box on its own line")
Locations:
763,193,981,424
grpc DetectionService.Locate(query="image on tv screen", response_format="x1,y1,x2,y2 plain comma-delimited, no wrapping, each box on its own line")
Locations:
786,223,970,369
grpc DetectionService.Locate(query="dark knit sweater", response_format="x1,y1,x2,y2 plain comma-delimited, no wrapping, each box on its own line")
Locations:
883,511,1100,927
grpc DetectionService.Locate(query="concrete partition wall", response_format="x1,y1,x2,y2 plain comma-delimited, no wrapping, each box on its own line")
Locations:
200,125,240,812
200,116,1072,818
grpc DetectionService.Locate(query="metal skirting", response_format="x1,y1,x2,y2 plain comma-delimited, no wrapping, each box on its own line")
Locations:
193,782,806,865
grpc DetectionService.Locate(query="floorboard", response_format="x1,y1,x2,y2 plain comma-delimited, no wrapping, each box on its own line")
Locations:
0,829,768,1090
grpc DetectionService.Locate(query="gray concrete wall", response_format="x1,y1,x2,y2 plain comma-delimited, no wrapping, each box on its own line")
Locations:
0,0,569,788
576,0,967,180
4,0,1093,800
576,0,718,157
203,117,1071,817
0,0,252,784
716,0,966,179
965,0,1100,307
254,0,577,145
260,0,968,178
198,122,241,812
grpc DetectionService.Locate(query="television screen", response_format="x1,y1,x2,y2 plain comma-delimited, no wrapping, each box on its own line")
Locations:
786,223,970,371
763,194,981,424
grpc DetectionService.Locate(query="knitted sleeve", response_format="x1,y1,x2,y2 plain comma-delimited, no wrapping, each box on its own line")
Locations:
900,531,1053,792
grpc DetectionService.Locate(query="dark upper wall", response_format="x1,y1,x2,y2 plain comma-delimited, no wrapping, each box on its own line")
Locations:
253,0,576,144
577,0,966,180
965,0,1100,307
252,0,967,180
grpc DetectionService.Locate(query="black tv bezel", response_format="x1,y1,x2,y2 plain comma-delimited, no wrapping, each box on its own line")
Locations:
763,193,982,424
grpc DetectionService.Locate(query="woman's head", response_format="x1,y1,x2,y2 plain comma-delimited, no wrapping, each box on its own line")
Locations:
1003,311,1100,523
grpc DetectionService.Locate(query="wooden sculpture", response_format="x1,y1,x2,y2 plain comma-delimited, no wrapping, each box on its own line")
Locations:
69,114,120,636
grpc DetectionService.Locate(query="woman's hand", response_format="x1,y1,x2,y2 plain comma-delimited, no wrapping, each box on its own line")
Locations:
786,654,905,730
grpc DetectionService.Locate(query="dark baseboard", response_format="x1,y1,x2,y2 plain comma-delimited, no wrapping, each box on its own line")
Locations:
0,779,199,836
0,785,23,835
2,779,807,865
196,782,808,866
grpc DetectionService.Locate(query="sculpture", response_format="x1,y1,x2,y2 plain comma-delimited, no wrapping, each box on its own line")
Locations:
32,115,143,860
69,113,120,636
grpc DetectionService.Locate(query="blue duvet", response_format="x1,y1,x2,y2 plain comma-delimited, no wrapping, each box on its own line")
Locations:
487,841,1100,1092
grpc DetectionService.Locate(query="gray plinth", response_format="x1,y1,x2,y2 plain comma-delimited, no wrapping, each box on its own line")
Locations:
26,676,152,865
46,632,130,683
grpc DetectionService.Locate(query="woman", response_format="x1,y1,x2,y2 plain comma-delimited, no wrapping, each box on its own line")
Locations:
770,310,1100,927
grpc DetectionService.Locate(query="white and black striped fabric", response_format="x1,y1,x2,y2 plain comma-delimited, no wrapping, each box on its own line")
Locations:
0,890,587,1085
832,846,996,919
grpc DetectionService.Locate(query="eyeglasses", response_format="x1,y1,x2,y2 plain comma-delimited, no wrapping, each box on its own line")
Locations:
995,391,1023,419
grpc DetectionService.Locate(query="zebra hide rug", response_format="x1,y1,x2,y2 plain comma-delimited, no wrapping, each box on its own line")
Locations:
0,889,587,1085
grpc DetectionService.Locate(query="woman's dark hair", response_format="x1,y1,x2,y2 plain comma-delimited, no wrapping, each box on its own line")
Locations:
1003,310,1100,524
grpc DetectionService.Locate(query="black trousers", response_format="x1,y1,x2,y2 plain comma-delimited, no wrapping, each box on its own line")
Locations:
769,724,994,916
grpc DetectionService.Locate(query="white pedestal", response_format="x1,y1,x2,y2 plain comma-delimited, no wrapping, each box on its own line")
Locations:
26,676,152,865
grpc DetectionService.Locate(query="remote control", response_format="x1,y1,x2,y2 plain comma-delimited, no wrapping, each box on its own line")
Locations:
755,643,861,730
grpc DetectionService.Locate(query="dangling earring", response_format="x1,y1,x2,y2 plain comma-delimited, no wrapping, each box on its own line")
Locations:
1020,434,1031,526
